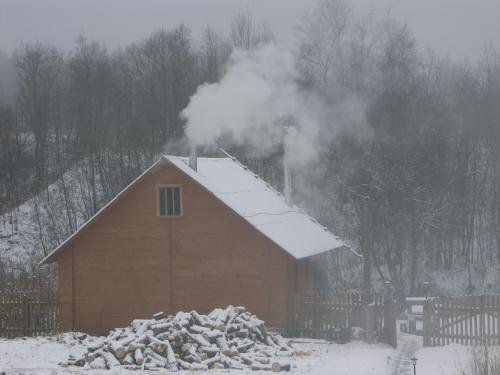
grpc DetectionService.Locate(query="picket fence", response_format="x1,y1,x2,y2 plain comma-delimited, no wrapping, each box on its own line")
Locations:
288,290,396,346
0,290,59,338
424,294,500,346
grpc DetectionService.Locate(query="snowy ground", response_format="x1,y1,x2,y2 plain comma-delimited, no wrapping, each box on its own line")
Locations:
0,333,479,375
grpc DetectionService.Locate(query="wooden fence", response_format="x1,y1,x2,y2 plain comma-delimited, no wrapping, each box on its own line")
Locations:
0,290,59,338
288,290,396,346
423,295,500,346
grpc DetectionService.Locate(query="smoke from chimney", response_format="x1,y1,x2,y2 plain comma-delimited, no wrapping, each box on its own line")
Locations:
181,44,325,169
180,43,368,203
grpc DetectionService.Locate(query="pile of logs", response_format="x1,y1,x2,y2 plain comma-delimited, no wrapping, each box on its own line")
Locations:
66,306,296,371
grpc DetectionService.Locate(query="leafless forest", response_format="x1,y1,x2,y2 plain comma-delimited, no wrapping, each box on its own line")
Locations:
1,0,500,300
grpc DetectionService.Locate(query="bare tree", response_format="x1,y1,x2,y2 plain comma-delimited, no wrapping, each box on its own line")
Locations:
14,42,63,187
199,27,231,83
230,8,274,51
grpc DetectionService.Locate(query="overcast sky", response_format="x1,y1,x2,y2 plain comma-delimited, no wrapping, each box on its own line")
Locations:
1,0,499,61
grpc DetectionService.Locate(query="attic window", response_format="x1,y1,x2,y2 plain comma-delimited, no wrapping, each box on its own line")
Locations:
158,186,181,217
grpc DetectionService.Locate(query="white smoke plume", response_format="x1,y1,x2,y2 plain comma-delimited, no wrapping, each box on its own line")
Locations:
181,44,326,168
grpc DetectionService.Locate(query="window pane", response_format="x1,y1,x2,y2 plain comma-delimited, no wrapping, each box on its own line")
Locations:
173,187,181,215
166,187,173,216
159,188,166,216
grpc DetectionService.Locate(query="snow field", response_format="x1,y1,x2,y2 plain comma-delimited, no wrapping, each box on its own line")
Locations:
0,333,488,375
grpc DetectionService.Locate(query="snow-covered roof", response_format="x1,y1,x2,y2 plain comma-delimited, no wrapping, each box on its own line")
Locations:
41,155,348,264
164,155,346,259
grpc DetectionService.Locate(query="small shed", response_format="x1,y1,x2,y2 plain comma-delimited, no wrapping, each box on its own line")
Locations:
41,155,347,334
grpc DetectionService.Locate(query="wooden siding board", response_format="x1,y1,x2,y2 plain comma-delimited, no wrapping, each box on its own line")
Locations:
57,164,291,334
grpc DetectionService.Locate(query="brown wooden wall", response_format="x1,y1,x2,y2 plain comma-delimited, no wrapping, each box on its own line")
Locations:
56,162,310,334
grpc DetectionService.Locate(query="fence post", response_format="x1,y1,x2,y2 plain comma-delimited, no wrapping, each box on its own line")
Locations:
480,294,485,344
383,297,397,348
313,291,319,339
423,300,431,346
364,303,375,343
23,294,29,337
287,290,296,337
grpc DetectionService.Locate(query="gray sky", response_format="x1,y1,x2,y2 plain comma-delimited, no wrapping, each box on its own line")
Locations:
1,0,499,60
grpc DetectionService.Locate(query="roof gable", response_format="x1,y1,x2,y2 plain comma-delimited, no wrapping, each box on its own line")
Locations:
41,155,347,264
164,155,346,259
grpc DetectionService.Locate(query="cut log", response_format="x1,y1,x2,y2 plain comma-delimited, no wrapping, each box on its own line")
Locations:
220,354,245,370
175,319,190,328
87,339,106,352
272,361,291,372
151,321,173,335
147,350,168,367
226,323,242,334
178,359,208,371
95,350,120,368
255,348,274,357
127,341,145,352
136,321,150,336
199,345,220,356
190,311,205,326
189,324,211,335
237,339,255,353
134,348,144,366
85,352,95,364
109,340,127,360
238,353,254,365
251,363,272,371
212,362,225,369
208,308,223,321
234,328,249,338
67,354,86,366
202,354,221,367
152,312,165,320
165,340,177,367
131,319,149,331
266,335,277,347
89,357,106,369
191,333,211,347
120,335,136,347
215,336,231,355
187,345,203,362
220,306,233,321
147,334,167,353
275,349,294,357
122,353,134,366
144,361,162,370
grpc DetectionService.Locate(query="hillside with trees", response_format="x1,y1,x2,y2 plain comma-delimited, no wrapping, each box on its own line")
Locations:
1,0,500,300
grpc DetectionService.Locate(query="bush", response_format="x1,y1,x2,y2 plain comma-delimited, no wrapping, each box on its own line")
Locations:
464,345,500,375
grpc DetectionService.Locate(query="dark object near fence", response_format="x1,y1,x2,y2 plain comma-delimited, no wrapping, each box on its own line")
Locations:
0,290,59,338
423,294,500,346
287,290,397,347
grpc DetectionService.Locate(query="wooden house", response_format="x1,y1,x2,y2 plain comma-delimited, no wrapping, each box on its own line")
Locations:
41,154,346,334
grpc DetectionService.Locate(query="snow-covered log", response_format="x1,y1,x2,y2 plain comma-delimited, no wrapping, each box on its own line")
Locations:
134,348,144,365
89,357,106,369
178,359,209,371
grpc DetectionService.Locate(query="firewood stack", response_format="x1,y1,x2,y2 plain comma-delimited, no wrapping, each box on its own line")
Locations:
66,306,294,371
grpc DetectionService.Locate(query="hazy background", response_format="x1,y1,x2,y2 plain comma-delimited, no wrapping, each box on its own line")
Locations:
1,0,500,60
2,0,500,299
